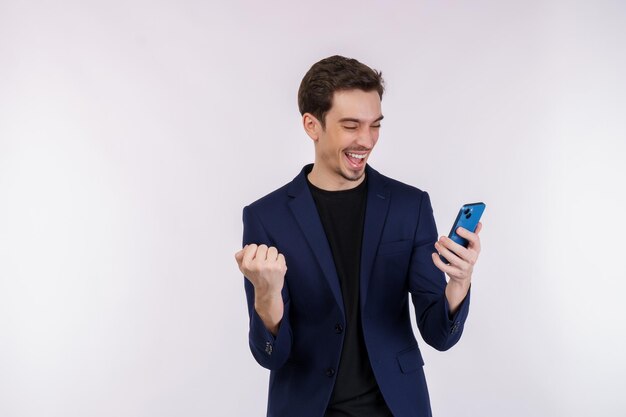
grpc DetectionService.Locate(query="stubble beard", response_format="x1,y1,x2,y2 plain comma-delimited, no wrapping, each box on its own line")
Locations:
338,166,366,182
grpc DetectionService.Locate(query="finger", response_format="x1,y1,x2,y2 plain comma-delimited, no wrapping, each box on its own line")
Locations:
456,227,481,252
242,244,258,265
278,253,287,269
456,226,478,242
234,248,246,264
472,224,482,252
470,235,481,254
431,252,457,275
256,244,269,260
439,236,470,263
439,235,479,267
267,246,279,261
435,241,464,268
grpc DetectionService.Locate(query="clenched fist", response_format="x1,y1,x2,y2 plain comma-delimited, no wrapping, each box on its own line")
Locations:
235,244,287,335
235,244,287,294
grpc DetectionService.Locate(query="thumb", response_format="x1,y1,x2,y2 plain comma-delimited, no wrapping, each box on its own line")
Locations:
234,246,247,263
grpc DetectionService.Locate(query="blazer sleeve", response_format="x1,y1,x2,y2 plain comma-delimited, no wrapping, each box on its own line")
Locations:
408,191,470,351
242,205,293,370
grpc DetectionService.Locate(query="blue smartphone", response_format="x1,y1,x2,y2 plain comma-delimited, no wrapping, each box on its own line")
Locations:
439,202,486,264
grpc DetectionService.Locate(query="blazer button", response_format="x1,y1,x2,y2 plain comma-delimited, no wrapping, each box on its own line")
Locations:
334,323,344,334
326,368,335,377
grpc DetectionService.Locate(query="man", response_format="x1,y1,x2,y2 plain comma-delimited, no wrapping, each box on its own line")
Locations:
235,55,482,417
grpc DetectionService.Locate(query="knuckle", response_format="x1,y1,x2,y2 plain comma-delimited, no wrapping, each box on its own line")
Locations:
249,261,260,272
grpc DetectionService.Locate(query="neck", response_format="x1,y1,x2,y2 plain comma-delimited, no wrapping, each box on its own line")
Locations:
307,164,366,191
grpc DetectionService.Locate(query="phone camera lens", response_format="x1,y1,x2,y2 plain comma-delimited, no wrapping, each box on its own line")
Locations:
465,213,471,219
464,208,471,215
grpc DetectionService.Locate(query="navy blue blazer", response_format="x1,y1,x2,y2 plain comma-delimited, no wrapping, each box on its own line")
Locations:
242,164,470,417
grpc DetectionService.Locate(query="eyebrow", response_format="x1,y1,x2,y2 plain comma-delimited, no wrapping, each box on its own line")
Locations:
338,115,384,124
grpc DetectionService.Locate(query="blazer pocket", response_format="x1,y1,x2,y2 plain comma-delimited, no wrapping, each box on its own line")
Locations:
396,345,425,374
377,239,413,257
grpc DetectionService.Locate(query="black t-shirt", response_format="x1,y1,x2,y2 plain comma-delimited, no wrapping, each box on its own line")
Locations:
308,173,393,417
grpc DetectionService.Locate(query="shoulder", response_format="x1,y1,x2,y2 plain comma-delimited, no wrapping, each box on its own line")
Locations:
368,167,437,233
368,166,429,202
241,167,309,243
380,173,424,194
246,182,291,213
244,165,308,213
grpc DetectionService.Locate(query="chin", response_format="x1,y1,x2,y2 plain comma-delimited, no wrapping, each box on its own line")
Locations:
341,168,366,182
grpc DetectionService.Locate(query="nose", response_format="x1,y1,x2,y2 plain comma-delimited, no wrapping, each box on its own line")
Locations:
356,126,378,149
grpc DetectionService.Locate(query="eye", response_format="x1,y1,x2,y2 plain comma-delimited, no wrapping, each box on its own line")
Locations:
372,125,381,129
343,125,358,130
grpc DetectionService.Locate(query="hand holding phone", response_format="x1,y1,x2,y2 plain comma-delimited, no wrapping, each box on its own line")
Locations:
439,202,485,265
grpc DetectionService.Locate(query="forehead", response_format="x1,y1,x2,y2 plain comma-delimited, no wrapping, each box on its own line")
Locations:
327,89,382,121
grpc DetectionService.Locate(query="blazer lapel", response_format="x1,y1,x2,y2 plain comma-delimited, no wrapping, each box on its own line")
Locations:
360,165,391,309
287,166,345,318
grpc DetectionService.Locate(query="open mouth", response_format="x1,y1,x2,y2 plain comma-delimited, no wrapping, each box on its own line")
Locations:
344,151,367,169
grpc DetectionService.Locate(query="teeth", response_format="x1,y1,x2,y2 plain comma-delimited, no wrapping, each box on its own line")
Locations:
347,152,366,159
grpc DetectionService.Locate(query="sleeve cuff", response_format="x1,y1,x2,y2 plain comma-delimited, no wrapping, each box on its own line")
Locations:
249,300,292,365
443,285,471,335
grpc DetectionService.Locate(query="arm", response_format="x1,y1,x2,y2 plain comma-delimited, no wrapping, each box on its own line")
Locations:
235,206,292,370
236,244,285,335
409,192,477,351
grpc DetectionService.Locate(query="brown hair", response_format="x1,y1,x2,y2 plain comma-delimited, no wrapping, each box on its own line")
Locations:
297,55,384,128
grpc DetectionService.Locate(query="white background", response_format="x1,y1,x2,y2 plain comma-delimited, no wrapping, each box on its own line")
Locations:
1,1,625,416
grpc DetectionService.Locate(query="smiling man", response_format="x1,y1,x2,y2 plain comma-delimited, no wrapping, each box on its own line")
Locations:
235,55,482,417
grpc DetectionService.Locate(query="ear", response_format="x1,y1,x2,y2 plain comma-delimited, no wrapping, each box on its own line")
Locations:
302,113,321,142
